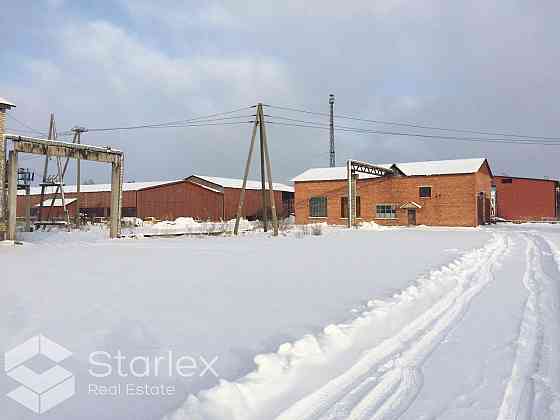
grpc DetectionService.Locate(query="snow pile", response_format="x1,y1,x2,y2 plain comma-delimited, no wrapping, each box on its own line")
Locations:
122,217,144,227
141,218,255,235
357,221,387,231
165,233,507,420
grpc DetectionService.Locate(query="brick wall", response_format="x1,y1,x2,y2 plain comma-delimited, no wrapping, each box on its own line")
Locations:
138,180,223,221
16,190,138,218
494,176,557,221
295,167,492,227
223,188,286,220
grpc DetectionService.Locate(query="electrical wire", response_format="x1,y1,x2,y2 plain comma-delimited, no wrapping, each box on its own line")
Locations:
85,106,254,132
264,104,560,141
6,114,47,136
265,120,560,146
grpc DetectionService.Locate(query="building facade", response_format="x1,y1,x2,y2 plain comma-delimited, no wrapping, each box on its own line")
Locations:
293,158,492,227
17,176,294,222
494,176,558,221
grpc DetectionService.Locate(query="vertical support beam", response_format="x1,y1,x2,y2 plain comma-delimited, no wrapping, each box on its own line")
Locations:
118,155,124,237
234,118,259,235
352,174,357,226
55,156,70,227
347,160,352,228
0,108,7,239
258,104,278,236
38,113,55,224
75,131,81,227
7,150,17,240
25,187,31,232
259,107,268,232
329,94,335,167
110,157,123,239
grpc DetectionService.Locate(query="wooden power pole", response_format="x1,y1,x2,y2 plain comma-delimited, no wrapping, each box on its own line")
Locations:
234,103,278,236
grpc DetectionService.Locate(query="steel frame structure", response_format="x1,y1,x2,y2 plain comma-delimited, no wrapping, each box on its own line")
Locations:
3,134,124,240
346,160,394,228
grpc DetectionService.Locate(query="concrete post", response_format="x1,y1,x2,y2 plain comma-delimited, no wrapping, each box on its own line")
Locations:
7,150,17,240
0,98,15,240
109,157,123,238
347,160,352,228
0,107,6,239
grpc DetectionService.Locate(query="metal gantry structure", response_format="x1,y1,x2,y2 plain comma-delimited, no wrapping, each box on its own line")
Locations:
346,159,394,228
3,134,124,240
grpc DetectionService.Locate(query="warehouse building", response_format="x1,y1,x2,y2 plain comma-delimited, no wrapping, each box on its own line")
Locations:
292,158,492,227
493,176,559,222
17,176,294,222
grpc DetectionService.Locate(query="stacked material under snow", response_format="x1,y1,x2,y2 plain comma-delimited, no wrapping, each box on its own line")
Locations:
357,221,387,231
141,217,254,235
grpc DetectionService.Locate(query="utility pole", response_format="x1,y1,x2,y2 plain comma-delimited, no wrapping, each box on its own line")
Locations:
234,103,279,236
72,126,87,227
259,115,269,232
329,94,335,167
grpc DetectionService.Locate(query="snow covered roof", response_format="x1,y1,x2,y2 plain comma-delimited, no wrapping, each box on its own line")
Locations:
0,96,16,108
291,167,383,182
191,175,294,193
394,158,486,176
19,180,179,196
34,198,77,208
292,158,487,182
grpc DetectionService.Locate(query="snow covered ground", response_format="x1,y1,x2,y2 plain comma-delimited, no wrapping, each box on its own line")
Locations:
1,223,560,419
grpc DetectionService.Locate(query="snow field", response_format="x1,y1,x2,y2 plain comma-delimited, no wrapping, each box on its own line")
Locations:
1,226,491,420
166,233,510,420
497,233,560,419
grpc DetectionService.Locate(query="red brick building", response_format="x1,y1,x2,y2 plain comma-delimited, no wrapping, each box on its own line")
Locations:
292,158,492,227
17,176,294,222
493,176,559,221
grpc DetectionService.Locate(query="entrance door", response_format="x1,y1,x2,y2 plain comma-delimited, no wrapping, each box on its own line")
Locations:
408,209,417,225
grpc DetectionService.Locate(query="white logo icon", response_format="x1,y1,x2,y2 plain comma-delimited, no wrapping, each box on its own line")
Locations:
5,335,75,414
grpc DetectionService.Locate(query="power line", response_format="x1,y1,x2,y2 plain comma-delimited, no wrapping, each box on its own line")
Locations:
6,114,48,136
85,106,254,132
264,104,560,141
265,120,560,146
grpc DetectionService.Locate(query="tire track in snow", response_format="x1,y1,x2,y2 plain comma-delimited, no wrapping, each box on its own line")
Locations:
497,233,560,420
275,233,509,420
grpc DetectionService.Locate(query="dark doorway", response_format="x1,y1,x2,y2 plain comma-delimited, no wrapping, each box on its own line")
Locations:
408,209,417,225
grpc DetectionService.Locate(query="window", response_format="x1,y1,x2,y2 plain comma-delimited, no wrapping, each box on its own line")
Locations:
309,196,328,217
341,196,361,218
501,178,513,184
419,186,432,198
376,204,397,219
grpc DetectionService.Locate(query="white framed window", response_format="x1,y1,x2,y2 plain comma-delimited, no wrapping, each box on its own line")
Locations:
419,186,432,198
376,204,397,219
309,196,328,217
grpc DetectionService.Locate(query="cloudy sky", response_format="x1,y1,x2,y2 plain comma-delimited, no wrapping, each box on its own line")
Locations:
1,1,559,183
